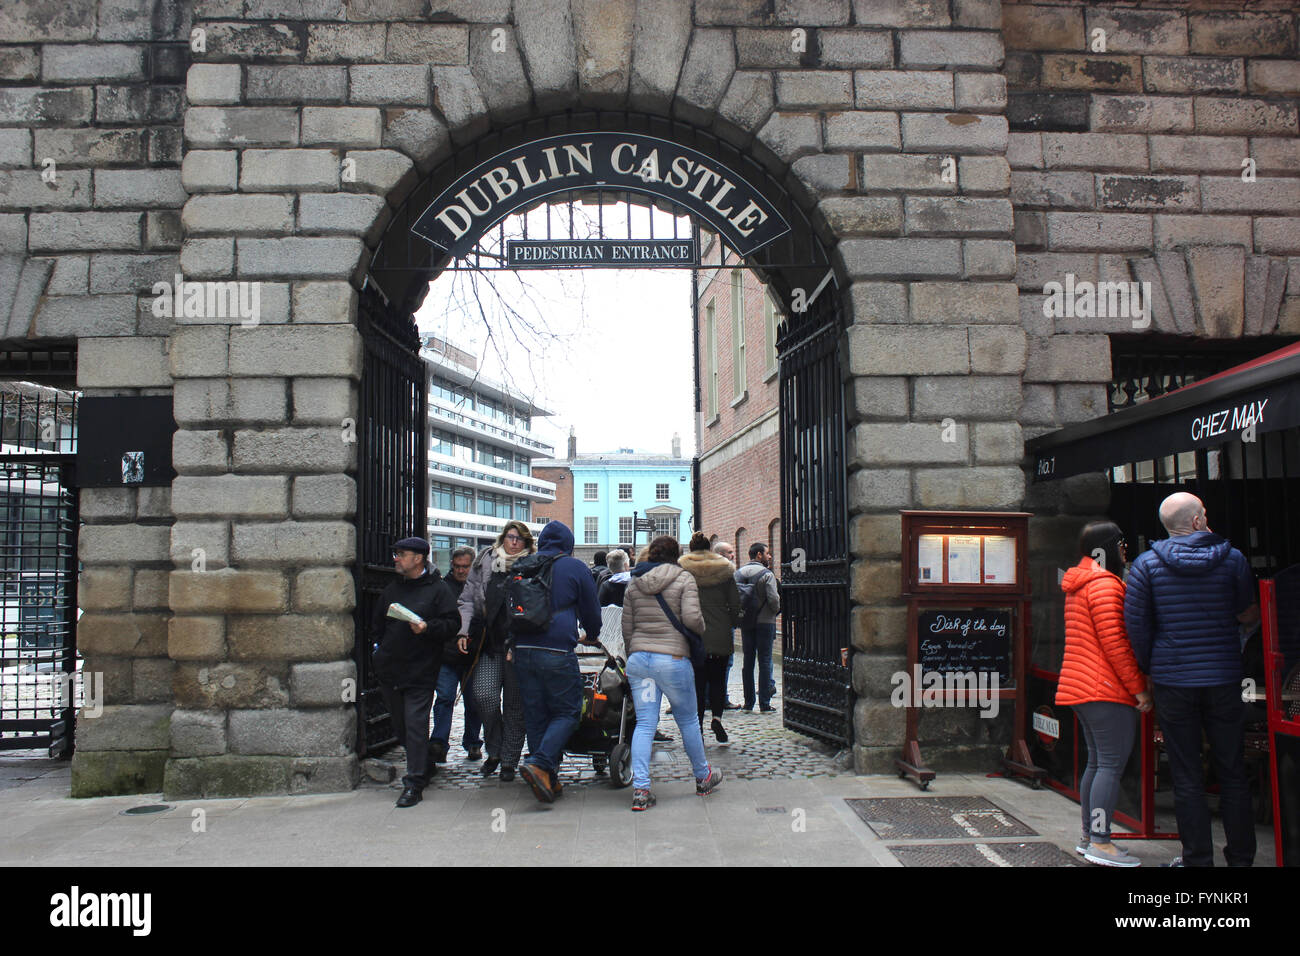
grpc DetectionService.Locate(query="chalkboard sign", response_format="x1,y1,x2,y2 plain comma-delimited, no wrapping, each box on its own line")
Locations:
917,608,1012,678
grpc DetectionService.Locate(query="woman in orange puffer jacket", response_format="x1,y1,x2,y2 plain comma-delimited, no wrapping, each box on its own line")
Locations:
1057,521,1152,868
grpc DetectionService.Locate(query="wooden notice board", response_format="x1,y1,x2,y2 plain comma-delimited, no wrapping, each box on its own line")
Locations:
897,511,1042,790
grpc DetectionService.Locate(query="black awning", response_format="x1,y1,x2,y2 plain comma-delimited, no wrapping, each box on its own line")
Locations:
1028,342,1300,481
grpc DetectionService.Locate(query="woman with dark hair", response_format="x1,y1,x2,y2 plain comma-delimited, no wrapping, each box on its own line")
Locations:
455,520,535,783
622,535,722,810
679,531,741,743
1058,520,1152,867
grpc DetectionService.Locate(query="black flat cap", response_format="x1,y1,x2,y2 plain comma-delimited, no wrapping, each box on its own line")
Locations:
392,536,430,555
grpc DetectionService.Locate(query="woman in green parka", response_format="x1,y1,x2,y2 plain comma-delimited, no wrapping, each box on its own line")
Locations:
678,531,742,743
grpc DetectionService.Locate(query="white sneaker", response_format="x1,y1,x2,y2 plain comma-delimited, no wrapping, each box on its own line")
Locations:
1084,842,1140,867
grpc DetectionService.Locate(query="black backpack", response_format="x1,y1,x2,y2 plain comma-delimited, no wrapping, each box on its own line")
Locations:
507,553,558,632
737,569,771,628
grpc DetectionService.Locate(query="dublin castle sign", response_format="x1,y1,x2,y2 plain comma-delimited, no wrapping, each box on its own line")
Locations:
412,132,790,259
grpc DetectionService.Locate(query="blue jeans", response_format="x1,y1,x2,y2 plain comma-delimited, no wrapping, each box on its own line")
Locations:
512,647,583,774
741,623,776,709
626,651,711,791
1152,681,1256,866
431,663,482,751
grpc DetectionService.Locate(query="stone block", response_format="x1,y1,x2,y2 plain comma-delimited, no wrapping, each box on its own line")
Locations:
861,154,956,194
174,662,290,710
174,378,288,428
848,467,912,511
849,513,901,557
187,64,241,105
1046,213,1153,252
819,197,901,237
182,194,295,236
912,376,1022,420
297,193,388,237
1255,220,1300,256
905,197,1013,236
848,325,969,375
36,294,137,338
776,70,852,109
292,283,356,326
914,466,1024,509
28,212,141,252
1194,97,1297,136
41,44,144,83
675,28,735,125
757,112,822,164
173,430,228,474
954,73,1006,112
227,615,353,661
170,570,288,614
235,237,364,280
965,236,1021,277
839,238,962,279
95,86,183,126
901,113,1007,154
164,754,295,799
1186,245,1244,337
1201,177,1300,214
851,605,908,652
76,336,169,388
848,282,907,323
1097,175,1199,212
851,559,903,604
0,47,39,82
72,751,167,797
973,423,1024,464
290,756,358,794
1144,56,1244,95
818,30,892,69
717,72,774,137
290,661,356,706
735,28,805,70
77,613,169,658
0,87,94,126
306,23,387,62
0,170,92,209
302,106,382,147
172,475,289,519
629,0,691,111
1189,13,1294,57
1040,54,1141,92
179,238,235,278
823,111,899,151
1086,8,1188,55
292,474,357,519
970,326,1026,374
854,71,953,111
204,22,304,62
1002,5,1082,50
1091,95,1193,133
228,325,361,378
80,568,133,611
232,521,355,566
852,375,908,418
1148,134,1244,173
1248,61,1300,97
899,30,1002,69
386,23,467,64
1024,334,1112,383
0,214,25,251
910,281,1017,324
185,107,299,148
1007,92,1089,133
36,128,148,167
850,422,967,465
0,128,32,168
170,710,226,757
168,616,227,661
851,0,948,28
572,0,635,106
348,64,430,107
239,150,339,192
341,149,415,195
181,151,238,193
791,154,852,196
132,658,174,704
79,489,134,520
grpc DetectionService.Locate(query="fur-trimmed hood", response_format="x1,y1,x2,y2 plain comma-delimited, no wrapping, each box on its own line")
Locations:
678,548,736,587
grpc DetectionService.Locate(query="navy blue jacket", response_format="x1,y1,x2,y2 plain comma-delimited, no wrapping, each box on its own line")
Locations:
1123,531,1256,687
513,521,602,653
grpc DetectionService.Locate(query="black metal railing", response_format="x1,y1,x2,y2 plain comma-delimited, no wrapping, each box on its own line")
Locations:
354,288,428,757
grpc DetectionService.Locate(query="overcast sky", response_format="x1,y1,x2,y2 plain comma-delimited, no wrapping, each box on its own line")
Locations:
413,203,699,460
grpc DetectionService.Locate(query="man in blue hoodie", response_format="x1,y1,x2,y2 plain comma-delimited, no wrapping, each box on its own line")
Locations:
513,520,602,804
1123,492,1258,867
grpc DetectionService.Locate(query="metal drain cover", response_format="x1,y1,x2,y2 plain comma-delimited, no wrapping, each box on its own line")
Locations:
120,804,172,816
888,842,1081,867
845,796,1037,840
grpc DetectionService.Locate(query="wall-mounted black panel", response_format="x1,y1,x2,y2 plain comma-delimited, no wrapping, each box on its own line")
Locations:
74,396,176,488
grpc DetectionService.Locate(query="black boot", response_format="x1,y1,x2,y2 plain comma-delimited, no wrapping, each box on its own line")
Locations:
481,757,500,777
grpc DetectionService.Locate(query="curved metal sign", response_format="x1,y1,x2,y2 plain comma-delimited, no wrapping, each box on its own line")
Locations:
411,132,790,259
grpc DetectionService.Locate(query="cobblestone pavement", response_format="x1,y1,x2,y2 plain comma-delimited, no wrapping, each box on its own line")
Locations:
362,662,850,793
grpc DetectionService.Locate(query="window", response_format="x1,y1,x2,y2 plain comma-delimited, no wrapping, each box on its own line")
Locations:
584,482,598,501
731,271,746,398
764,289,777,372
618,516,633,540
655,483,669,501
706,300,718,419
618,482,632,501
653,515,677,539
584,516,599,544
515,499,530,521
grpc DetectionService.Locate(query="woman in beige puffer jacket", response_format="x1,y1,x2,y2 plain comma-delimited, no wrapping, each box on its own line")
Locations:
621,535,721,810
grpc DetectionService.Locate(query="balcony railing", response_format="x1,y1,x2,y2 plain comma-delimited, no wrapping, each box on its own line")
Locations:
429,395,554,454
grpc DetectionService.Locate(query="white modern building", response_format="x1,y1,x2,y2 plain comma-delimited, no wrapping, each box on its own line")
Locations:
421,337,555,570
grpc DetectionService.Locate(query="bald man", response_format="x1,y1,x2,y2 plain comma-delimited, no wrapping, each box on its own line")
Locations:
1123,492,1258,867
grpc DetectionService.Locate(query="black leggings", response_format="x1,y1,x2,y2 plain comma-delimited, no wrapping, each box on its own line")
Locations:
695,654,727,724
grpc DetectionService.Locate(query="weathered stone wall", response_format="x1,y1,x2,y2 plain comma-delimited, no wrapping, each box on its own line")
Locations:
1004,1,1300,698
0,0,189,795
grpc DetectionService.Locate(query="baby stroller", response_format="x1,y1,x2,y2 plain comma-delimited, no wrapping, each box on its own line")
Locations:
565,640,636,788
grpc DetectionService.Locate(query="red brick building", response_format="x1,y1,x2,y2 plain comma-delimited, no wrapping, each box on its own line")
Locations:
695,234,783,568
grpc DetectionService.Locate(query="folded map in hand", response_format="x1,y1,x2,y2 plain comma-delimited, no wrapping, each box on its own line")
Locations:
386,603,425,624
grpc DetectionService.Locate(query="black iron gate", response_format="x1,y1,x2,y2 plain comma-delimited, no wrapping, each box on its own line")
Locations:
353,286,428,758
0,375,80,757
778,298,852,748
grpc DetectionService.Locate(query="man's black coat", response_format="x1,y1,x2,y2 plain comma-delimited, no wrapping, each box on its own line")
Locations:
371,568,460,690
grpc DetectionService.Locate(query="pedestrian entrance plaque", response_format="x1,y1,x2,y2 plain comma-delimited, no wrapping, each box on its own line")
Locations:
505,239,697,269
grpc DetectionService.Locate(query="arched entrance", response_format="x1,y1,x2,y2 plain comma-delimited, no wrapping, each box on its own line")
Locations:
352,111,853,756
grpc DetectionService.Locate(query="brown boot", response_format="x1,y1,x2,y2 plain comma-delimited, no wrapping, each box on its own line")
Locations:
519,763,555,803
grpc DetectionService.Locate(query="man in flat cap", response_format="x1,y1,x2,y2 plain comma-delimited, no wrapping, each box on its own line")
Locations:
370,536,461,808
